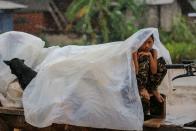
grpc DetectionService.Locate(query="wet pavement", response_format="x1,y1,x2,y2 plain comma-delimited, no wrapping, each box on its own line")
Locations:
144,69,196,131
161,69,196,130
172,69,196,88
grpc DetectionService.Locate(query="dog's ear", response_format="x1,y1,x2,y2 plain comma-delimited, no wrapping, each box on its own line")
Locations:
3,60,10,66
16,58,25,63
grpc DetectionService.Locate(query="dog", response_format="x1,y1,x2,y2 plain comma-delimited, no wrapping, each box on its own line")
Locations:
4,58,37,90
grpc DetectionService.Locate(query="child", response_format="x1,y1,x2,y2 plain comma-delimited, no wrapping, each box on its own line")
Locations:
132,35,167,115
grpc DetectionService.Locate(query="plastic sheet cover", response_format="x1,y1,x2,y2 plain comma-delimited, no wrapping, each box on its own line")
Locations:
0,31,58,93
0,28,172,130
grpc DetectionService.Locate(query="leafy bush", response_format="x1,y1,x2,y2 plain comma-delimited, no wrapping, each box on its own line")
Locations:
65,0,144,44
165,42,196,63
160,15,196,44
159,15,196,63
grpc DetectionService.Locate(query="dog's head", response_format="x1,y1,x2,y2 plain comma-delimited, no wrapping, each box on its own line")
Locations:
4,58,37,90
4,58,25,75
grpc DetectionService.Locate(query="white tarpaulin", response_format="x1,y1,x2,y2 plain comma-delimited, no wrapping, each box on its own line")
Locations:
0,31,45,95
0,28,172,130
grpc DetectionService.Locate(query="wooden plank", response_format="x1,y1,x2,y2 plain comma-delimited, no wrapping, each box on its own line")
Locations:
0,107,23,115
50,0,67,25
144,118,164,128
48,5,63,31
0,117,9,131
14,129,21,131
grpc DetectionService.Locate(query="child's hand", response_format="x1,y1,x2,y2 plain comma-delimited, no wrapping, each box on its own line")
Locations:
138,51,151,57
152,90,165,103
139,88,150,100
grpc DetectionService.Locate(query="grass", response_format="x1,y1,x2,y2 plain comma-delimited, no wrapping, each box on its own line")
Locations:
165,42,196,63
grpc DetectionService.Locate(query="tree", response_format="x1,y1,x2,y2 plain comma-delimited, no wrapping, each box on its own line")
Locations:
65,0,144,44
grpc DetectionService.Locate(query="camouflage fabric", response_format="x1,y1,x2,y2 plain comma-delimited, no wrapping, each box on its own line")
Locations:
136,56,167,91
136,55,167,118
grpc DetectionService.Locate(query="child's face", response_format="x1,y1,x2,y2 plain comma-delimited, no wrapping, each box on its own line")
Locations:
139,36,154,52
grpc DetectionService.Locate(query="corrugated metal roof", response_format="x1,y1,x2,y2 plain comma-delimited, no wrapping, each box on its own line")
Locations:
0,1,27,9
5,0,51,12
146,0,175,5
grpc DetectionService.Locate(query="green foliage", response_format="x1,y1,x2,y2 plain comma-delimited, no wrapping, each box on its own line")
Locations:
39,34,49,47
171,16,195,43
160,15,196,44
65,2,196,63
165,42,196,63
159,15,196,63
65,0,144,44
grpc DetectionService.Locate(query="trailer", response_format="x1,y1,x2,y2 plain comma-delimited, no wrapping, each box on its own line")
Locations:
0,60,195,131
0,106,195,131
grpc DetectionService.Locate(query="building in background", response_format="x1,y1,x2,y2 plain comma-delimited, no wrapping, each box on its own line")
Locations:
145,0,196,31
0,1,26,33
187,0,196,24
1,0,195,34
4,0,70,34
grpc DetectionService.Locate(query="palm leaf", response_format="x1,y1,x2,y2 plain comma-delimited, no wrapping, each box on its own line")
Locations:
66,0,90,21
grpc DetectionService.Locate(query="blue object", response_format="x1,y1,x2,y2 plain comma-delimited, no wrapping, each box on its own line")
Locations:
0,12,13,33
